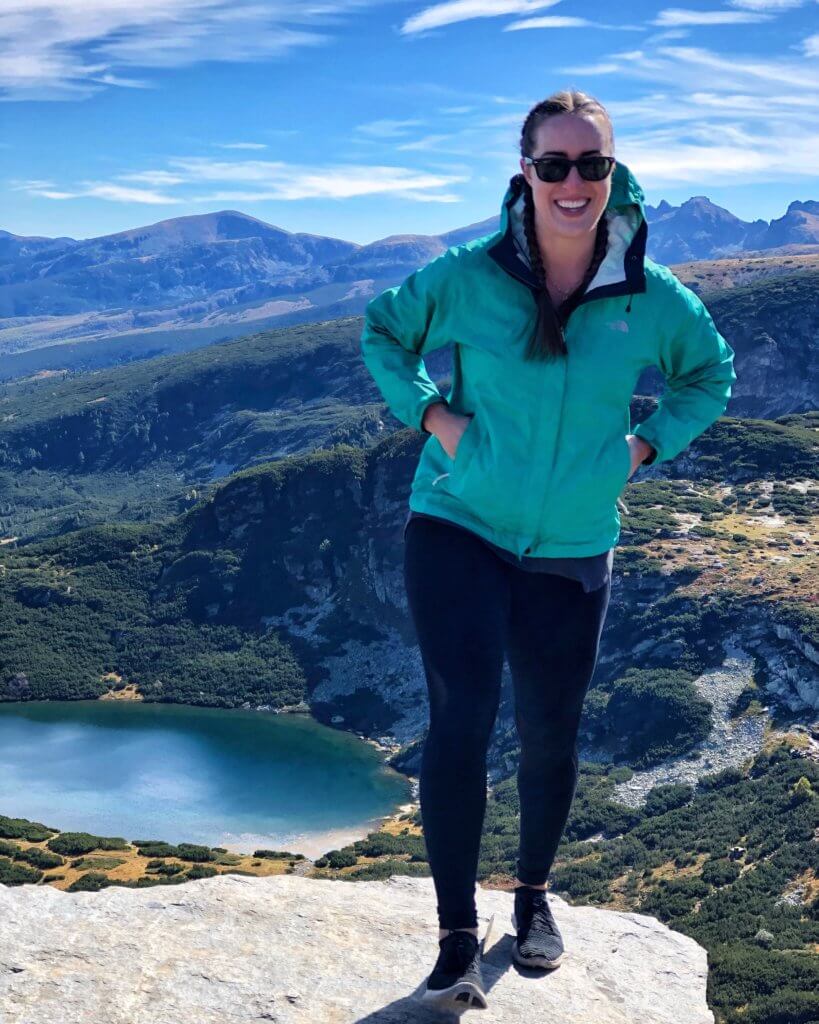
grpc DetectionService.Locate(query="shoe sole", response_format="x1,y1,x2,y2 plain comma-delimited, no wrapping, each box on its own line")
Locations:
421,980,489,1011
510,912,564,969
421,914,495,1012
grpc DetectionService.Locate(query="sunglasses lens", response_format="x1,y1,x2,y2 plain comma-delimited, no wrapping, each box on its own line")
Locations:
535,159,569,183
578,157,613,181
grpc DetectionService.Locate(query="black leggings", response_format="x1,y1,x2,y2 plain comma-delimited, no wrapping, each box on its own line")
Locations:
403,515,612,930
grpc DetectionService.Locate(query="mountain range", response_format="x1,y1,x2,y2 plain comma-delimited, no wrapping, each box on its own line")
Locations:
1,194,817,375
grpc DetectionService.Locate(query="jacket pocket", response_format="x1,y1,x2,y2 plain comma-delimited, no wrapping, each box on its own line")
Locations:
451,413,479,474
441,410,521,533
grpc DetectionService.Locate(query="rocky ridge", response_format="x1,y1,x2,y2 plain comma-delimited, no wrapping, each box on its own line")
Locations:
0,872,713,1024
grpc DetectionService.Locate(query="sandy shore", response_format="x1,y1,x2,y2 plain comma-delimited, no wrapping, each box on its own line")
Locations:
216,801,420,861
231,711,416,859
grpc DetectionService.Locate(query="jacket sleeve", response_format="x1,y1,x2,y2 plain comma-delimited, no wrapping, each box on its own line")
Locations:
360,247,458,435
632,278,737,465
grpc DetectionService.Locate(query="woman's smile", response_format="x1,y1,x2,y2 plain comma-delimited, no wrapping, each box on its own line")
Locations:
553,197,591,217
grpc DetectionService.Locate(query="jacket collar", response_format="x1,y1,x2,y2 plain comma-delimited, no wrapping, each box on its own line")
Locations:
486,159,647,305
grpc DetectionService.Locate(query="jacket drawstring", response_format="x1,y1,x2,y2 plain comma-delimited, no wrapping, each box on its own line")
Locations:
619,288,635,518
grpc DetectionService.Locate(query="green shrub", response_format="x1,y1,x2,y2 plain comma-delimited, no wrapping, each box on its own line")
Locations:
322,849,358,869
0,814,55,843
0,856,42,885
644,784,694,817
15,847,64,869
67,871,111,892
701,858,741,887
185,864,218,879
47,832,128,856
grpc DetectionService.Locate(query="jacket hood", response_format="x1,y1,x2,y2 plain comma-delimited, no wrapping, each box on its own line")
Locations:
489,159,648,301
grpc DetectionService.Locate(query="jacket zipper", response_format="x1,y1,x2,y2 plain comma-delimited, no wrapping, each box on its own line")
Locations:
495,265,544,559
488,209,646,557
491,270,586,559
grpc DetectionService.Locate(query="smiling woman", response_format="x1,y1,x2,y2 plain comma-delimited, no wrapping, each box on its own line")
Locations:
359,86,737,1012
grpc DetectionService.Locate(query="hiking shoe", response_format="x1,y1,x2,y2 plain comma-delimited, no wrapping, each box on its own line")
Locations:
421,929,489,1012
511,885,565,969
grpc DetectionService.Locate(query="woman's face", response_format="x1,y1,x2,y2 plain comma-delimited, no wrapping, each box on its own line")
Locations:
520,112,614,242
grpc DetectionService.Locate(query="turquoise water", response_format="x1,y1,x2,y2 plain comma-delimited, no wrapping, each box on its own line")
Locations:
0,701,412,857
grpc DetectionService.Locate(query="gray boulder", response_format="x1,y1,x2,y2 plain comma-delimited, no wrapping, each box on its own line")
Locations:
0,873,713,1023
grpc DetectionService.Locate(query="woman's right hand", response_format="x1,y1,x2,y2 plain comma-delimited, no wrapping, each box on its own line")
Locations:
422,403,473,460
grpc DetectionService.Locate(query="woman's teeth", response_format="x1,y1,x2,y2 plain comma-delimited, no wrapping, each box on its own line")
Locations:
554,197,590,218
555,198,590,210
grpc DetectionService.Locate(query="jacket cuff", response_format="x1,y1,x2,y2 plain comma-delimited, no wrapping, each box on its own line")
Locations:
632,423,661,465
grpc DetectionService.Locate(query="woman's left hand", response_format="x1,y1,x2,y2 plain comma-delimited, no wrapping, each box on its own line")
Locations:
625,434,655,480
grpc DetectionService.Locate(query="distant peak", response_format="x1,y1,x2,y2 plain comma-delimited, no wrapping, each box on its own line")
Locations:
785,199,819,214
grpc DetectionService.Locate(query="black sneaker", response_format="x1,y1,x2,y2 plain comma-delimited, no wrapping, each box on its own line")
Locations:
511,885,565,969
421,928,489,1011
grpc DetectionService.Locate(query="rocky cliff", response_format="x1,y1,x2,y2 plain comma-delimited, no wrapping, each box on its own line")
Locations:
0,872,713,1023
179,422,817,781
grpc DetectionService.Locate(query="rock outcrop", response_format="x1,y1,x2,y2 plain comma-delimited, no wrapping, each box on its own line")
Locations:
0,873,713,1023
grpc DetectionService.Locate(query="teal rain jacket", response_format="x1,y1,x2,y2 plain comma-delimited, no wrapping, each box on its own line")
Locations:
360,161,737,558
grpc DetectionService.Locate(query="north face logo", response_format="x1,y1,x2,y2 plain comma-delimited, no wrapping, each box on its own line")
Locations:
606,319,630,333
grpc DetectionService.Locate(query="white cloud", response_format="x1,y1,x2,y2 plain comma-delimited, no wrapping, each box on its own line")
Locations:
618,131,819,187
20,181,176,203
642,27,691,43
505,16,642,30
554,42,819,189
389,22,819,193
657,44,819,88
506,16,597,29
215,142,269,150
728,0,805,8
9,178,56,189
691,89,819,111
0,0,385,100
557,61,623,74
19,157,469,203
91,72,153,88
401,0,562,35
355,119,425,138
389,189,462,202
562,42,819,90
396,133,451,150
117,170,190,185
170,158,469,200
653,7,774,24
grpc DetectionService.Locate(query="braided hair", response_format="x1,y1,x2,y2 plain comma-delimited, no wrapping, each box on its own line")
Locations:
519,90,614,361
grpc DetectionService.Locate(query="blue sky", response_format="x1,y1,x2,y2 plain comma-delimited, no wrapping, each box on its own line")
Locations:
2,0,818,244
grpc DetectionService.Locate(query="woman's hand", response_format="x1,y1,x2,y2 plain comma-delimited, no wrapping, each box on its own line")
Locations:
626,434,655,479
423,403,473,460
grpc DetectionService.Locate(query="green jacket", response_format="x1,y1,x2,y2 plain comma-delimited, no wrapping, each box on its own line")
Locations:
360,161,737,558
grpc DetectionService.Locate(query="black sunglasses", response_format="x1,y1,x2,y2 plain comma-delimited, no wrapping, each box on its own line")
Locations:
523,154,615,183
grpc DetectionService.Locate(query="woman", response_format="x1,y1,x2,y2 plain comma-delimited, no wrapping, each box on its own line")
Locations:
360,89,736,1012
